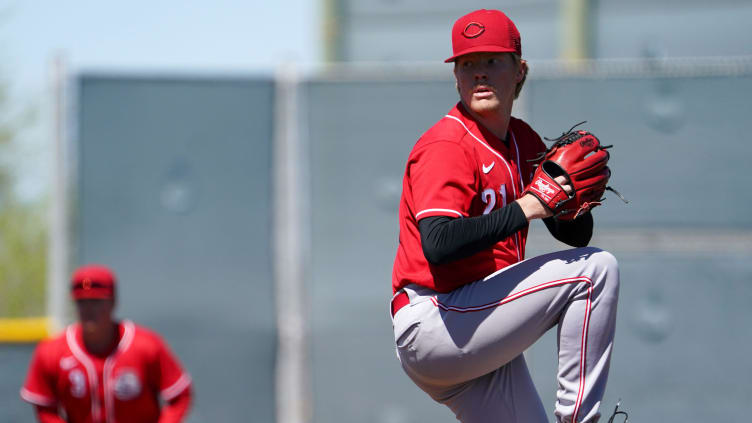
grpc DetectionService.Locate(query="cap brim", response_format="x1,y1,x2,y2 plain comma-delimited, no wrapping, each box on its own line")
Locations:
72,289,114,300
444,45,518,63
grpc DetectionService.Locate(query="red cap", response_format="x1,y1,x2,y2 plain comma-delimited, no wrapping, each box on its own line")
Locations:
71,265,116,300
445,9,521,63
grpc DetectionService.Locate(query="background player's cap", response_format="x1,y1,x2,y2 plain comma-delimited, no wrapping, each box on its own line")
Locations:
71,264,116,300
445,9,521,63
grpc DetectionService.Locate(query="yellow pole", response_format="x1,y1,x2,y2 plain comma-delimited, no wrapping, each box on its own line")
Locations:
0,317,49,343
560,0,591,61
322,0,341,62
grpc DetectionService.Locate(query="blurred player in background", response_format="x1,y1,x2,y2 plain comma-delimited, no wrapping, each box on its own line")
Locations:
391,9,621,423
20,264,192,423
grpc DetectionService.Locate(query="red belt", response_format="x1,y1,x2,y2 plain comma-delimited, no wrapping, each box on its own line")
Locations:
391,291,410,317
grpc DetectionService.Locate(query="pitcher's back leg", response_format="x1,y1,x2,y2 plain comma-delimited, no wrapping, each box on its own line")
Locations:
441,354,548,423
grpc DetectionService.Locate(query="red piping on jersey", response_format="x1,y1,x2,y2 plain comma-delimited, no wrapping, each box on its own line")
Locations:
430,276,593,423
443,114,525,262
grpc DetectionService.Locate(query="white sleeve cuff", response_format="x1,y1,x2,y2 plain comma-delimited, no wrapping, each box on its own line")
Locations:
20,387,57,407
160,373,192,401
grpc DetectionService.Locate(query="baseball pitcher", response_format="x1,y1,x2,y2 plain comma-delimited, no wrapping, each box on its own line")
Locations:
391,9,623,423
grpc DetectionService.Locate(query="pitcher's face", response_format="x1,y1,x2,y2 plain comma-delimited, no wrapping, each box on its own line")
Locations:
454,52,524,117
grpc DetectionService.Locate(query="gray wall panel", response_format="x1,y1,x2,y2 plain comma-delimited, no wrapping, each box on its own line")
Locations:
77,77,275,422
526,75,752,228
595,2,752,58
305,80,458,423
335,0,752,62
523,244,752,422
0,345,37,421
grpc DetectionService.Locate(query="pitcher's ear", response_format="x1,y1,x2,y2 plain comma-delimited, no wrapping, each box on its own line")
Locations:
517,59,528,82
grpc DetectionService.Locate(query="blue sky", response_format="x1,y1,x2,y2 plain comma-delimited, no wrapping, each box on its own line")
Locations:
1,0,321,200
2,1,320,88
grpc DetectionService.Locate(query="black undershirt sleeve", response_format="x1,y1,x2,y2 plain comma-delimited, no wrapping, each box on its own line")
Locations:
419,202,528,265
418,204,594,266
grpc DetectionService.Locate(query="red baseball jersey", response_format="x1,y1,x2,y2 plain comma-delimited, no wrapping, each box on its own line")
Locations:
20,321,191,423
392,103,546,293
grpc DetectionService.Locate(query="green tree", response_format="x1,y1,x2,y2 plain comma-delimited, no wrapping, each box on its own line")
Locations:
0,77,47,318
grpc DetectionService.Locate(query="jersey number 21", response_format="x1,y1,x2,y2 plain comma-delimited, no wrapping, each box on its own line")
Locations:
482,184,507,215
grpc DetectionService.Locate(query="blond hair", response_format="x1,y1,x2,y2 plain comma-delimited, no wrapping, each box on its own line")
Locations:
511,53,528,99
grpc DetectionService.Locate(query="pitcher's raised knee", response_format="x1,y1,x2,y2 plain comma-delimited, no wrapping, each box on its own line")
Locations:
594,248,618,274
589,248,620,299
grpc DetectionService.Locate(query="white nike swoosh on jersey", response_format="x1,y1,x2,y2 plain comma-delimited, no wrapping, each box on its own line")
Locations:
482,162,495,173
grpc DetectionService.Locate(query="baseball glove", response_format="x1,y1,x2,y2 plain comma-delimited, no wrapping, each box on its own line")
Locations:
524,122,627,220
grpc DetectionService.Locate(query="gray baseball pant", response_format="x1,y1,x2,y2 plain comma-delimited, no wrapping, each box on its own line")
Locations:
392,247,619,423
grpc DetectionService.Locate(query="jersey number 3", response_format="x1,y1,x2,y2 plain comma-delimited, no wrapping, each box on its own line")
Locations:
482,184,507,214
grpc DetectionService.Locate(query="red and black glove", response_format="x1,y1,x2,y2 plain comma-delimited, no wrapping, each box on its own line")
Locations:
525,125,625,220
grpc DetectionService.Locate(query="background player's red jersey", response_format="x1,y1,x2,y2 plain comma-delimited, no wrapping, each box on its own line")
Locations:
392,103,546,293
21,321,191,423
